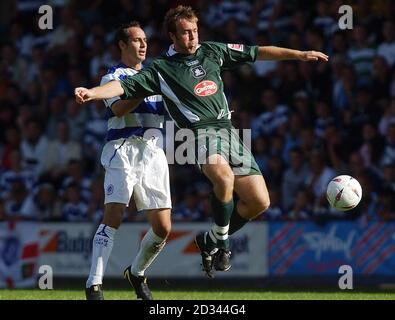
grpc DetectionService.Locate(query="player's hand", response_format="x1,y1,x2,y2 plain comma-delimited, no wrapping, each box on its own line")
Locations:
74,87,94,104
300,51,329,62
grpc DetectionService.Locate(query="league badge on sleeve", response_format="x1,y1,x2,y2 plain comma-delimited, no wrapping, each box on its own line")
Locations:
227,44,244,52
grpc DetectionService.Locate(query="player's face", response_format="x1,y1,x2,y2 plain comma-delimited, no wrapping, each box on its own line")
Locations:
171,18,199,55
124,27,147,62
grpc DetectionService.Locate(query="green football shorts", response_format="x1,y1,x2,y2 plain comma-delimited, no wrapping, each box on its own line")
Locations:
192,127,262,176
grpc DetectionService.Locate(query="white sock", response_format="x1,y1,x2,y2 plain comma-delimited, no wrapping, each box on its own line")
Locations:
131,228,166,277
86,224,116,288
209,223,229,243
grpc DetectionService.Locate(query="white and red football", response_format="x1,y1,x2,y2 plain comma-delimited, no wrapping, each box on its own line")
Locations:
326,175,362,211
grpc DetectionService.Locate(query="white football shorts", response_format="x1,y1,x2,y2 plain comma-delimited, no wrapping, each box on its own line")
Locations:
101,137,171,210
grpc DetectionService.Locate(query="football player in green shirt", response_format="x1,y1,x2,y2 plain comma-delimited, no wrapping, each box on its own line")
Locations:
75,5,328,278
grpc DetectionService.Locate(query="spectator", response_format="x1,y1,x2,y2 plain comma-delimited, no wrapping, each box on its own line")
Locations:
323,124,348,171
20,183,62,221
173,187,203,222
47,6,76,51
45,120,82,183
347,25,375,83
313,101,335,139
46,95,67,139
382,162,395,192
377,20,395,67
20,118,49,178
372,56,391,103
0,149,36,200
375,187,395,221
62,183,89,222
65,97,88,142
253,136,270,174
61,159,92,201
288,189,313,221
3,181,32,220
379,98,395,136
359,122,385,171
251,89,288,138
1,43,28,85
305,150,336,206
0,126,21,170
313,0,337,36
282,147,309,211
381,123,395,166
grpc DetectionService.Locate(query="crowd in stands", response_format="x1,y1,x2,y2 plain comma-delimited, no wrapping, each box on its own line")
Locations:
1,0,395,223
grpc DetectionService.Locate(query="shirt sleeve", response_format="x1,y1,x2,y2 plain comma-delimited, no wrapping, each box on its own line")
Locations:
100,73,121,108
205,41,259,70
119,66,160,100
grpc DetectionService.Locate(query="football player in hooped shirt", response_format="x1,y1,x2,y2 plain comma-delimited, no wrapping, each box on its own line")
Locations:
82,22,171,300
75,6,328,278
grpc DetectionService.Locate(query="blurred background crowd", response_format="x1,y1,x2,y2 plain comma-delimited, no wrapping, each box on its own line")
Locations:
0,0,395,223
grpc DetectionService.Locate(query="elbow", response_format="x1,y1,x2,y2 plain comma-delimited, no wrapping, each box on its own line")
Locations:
112,109,126,118
110,101,127,117
111,108,121,117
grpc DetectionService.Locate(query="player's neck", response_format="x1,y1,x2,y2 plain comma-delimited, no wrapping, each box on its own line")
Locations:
172,43,197,55
121,56,142,70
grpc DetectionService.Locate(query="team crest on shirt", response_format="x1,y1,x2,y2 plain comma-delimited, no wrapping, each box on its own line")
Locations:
227,44,244,52
191,65,206,78
106,184,114,195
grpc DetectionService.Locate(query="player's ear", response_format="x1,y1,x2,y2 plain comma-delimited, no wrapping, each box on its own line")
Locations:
118,40,127,50
169,32,176,42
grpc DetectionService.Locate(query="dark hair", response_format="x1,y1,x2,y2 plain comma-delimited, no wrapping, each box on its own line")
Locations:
163,5,198,37
114,21,141,49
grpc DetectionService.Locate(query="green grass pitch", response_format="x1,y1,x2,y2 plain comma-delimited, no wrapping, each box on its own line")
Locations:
0,289,394,300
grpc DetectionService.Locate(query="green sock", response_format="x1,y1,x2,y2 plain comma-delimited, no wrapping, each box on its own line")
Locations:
208,192,234,249
228,209,249,235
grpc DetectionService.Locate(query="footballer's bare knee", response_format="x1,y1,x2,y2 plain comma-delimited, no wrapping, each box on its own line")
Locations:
242,196,270,220
256,196,270,214
102,203,126,228
147,208,171,239
153,222,171,239
203,161,234,201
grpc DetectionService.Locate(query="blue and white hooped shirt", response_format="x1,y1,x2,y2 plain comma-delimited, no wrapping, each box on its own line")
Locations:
101,63,164,142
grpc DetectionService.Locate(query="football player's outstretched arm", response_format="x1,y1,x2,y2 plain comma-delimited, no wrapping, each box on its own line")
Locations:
257,46,328,62
74,80,124,104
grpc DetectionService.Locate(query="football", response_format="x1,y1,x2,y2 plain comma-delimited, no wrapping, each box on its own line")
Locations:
326,175,362,211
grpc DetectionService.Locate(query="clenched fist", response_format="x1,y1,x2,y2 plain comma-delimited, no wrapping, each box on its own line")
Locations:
74,87,95,104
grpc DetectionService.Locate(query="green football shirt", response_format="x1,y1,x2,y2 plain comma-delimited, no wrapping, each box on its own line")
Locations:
120,41,258,129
